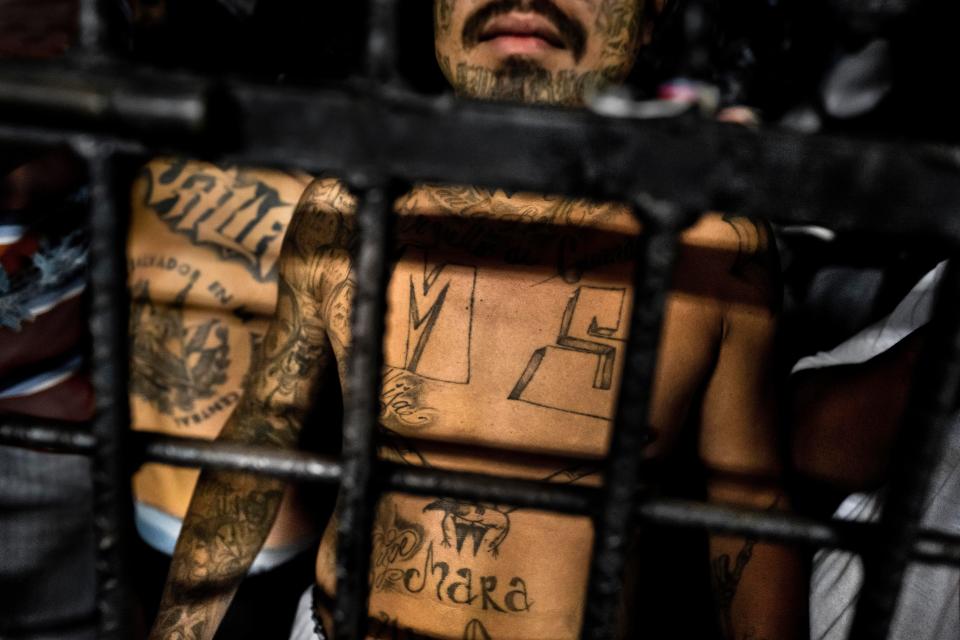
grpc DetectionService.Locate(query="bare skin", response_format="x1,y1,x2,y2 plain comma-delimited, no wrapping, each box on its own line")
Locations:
128,158,317,553
792,329,923,491
149,2,805,639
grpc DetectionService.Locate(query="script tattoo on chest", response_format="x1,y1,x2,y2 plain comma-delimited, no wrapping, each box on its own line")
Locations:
372,495,532,617
142,158,292,282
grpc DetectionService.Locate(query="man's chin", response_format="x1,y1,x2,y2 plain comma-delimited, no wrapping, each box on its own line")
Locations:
451,57,594,107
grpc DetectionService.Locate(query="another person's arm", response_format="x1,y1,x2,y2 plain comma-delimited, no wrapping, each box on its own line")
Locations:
148,180,350,640
791,325,923,491
698,215,807,640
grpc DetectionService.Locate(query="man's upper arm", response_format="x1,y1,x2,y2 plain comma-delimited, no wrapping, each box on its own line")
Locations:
219,178,357,446
697,214,782,480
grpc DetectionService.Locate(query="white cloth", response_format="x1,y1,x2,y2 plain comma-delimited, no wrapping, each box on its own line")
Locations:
794,261,945,373
799,262,960,640
289,585,325,640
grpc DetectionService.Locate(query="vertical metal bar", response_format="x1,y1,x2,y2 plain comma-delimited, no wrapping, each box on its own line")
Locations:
581,197,683,640
366,0,400,84
334,184,392,640
849,259,960,640
76,141,135,640
77,0,110,54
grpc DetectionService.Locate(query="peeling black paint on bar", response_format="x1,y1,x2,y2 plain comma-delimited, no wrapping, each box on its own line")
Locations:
5,62,960,242
582,204,682,639
334,185,393,640
79,144,136,640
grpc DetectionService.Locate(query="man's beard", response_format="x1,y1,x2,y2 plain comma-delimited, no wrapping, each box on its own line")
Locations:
452,0,598,105
449,56,616,106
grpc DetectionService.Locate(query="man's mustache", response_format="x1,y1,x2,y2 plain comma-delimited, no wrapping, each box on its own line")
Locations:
462,0,588,63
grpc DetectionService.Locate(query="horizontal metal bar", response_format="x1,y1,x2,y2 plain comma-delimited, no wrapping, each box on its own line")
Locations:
0,122,145,155
637,499,960,567
4,428,958,565
0,421,96,453
380,463,599,516
0,61,207,138
3,61,960,243
139,435,343,483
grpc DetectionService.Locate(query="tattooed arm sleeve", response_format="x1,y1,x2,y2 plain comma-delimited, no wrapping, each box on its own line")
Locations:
698,216,807,640
148,180,350,640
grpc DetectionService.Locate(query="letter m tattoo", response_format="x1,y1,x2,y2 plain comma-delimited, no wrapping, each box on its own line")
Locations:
385,247,477,384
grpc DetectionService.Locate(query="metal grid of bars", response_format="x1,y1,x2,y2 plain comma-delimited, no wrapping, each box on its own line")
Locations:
1,0,960,638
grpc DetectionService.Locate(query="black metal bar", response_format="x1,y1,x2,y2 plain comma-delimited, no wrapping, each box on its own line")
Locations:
849,259,960,640
140,435,343,483
4,63,960,241
77,142,135,640
582,198,683,640
0,62,208,138
0,421,96,453
380,463,600,515
77,0,109,54
637,499,960,567
6,420,960,567
333,185,393,640
0,122,145,155
366,0,400,84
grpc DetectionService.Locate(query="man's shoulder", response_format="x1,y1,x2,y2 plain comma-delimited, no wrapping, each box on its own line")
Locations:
680,212,771,256
677,213,780,310
296,177,358,216
282,178,359,267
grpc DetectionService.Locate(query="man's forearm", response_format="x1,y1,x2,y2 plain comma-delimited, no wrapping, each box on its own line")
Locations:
149,468,285,640
708,487,807,640
710,533,806,640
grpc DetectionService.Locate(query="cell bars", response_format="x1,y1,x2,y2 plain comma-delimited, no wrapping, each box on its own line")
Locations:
1,0,960,639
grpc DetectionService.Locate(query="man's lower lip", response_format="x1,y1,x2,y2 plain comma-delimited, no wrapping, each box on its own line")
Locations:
482,35,557,55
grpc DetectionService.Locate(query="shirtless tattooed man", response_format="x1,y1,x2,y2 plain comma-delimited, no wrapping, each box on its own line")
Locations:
149,2,805,639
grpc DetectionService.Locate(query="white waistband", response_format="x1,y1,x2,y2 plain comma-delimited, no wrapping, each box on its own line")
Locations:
134,501,314,575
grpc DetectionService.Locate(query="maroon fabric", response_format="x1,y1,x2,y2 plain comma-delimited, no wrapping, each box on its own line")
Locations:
0,149,92,422
0,0,77,59
0,373,93,421
0,293,88,385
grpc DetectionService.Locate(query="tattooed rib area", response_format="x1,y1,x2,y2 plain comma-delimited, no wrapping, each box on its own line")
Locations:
372,500,533,615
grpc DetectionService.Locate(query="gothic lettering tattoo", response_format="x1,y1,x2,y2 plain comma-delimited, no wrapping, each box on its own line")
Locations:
510,285,628,420
374,540,533,614
141,158,292,281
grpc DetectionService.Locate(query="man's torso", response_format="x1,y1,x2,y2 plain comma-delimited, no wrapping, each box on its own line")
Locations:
307,181,747,639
